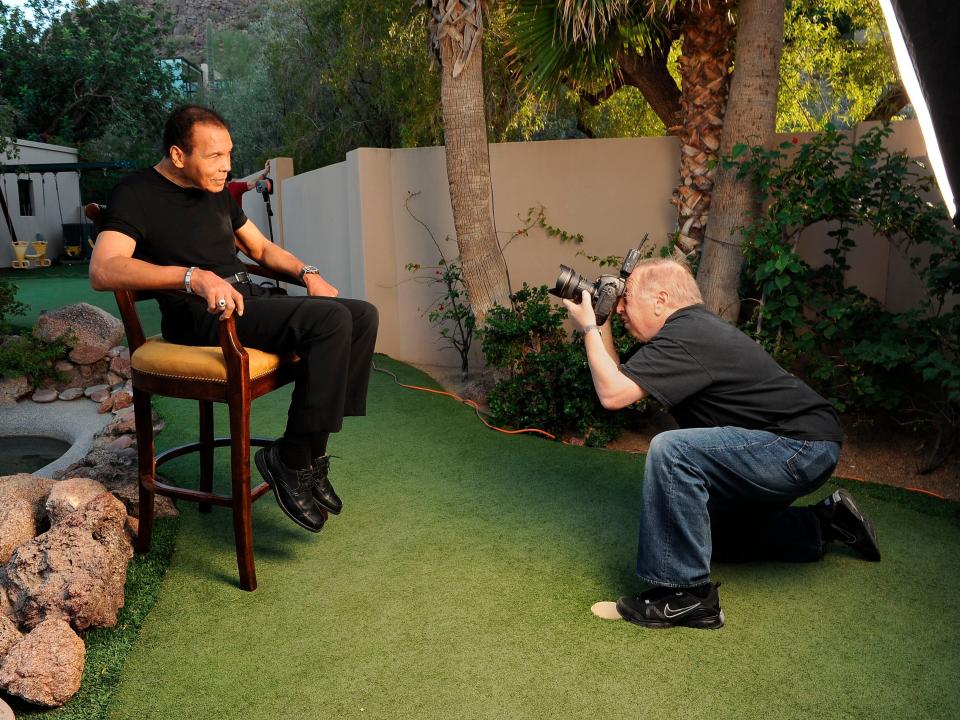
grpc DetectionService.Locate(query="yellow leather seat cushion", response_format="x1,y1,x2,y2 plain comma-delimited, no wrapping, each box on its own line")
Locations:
131,336,296,383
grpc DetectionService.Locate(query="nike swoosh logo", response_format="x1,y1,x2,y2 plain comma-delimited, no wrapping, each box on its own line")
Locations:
663,602,701,618
831,524,859,544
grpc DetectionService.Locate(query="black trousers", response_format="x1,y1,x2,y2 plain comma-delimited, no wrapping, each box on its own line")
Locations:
161,283,379,436
709,499,826,564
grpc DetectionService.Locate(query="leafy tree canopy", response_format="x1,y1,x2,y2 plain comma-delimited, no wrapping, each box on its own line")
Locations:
0,0,175,163
0,97,17,158
250,0,665,171
777,0,900,132
191,25,285,176
509,0,898,137
261,0,443,171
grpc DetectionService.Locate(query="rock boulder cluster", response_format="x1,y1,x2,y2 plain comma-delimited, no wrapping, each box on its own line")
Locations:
0,303,180,708
0,303,133,410
0,478,135,707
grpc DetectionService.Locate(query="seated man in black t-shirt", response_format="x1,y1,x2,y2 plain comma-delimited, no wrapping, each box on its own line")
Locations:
562,258,880,630
90,105,378,534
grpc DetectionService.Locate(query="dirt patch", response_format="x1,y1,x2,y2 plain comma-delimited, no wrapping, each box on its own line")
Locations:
410,363,960,502
609,421,960,501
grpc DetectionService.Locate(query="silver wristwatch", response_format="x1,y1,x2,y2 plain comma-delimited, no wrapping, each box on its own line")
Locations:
299,264,319,280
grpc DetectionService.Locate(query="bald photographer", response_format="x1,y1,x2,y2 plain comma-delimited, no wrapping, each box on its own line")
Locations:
559,257,880,630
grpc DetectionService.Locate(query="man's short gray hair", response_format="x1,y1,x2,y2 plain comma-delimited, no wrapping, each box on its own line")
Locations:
628,258,703,308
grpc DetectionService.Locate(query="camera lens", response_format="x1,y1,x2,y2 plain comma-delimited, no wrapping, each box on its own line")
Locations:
551,265,593,302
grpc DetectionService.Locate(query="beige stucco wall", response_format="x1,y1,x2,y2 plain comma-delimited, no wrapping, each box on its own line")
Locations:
276,119,944,368
286,136,679,367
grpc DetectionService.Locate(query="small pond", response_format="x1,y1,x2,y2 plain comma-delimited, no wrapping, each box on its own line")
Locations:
0,435,72,475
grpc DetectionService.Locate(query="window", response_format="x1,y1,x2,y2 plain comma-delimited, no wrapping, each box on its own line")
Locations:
17,178,34,216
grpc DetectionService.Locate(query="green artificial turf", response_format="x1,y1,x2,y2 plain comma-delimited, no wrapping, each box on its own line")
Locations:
95,357,960,720
1,265,161,337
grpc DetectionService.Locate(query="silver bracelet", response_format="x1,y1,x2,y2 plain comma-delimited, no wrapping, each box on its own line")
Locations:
583,324,601,336
184,266,197,294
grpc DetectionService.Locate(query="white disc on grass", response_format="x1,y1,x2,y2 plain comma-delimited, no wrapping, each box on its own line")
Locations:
591,601,622,620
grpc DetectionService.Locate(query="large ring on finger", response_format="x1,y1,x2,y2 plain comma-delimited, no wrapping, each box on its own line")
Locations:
217,297,226,308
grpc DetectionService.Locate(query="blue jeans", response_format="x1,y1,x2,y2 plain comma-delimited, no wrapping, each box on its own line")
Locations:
636,427,841,588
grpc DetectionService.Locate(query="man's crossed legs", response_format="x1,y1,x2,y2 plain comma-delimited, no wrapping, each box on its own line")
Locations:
178,285,379,531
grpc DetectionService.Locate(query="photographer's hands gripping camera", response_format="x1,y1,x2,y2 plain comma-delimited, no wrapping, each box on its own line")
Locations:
550,247,641,327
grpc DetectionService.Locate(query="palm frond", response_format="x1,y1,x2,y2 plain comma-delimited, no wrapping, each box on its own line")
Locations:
508,0,669,95
556,0,633,44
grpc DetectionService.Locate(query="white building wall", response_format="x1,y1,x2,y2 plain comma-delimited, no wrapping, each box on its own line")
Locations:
0,139,81,268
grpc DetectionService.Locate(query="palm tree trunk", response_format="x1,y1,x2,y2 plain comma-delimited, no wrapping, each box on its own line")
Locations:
439,35,511,324
419,0,511,324
672,0,736,259
698,0,785,320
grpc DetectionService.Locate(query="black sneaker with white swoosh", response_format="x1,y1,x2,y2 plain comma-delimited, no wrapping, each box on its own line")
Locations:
616,583,724,629
814,488,881,561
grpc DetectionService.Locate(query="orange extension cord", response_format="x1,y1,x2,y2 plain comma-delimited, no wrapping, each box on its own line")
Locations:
373,363,950,501
373,362,559,441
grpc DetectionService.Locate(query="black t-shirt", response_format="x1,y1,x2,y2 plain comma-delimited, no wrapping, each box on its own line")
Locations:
620,304,843,442
100,168,248,279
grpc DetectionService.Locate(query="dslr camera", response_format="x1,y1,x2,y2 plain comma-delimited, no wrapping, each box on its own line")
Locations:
549,247,642,325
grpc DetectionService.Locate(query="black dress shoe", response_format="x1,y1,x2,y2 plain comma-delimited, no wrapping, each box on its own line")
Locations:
255,444,327,532
311,454,342,515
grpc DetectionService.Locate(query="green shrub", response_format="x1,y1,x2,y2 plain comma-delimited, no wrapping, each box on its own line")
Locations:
0,332,69,386
480,284,647,446
728,124,960,424
0,278,26,330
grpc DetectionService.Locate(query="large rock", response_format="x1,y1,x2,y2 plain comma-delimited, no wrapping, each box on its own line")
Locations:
45,478,109,525
0,499,37,565
104,477,179,520
67,345,107,365
0,615,22,658
0,475,54,527
0,618,85,708
56,450,178,520
0,376,30,406
58,387,84,401
109,351,131,378
56,448,135,484
104,406,137,435
2,493,133,632
129,0,264,59
98,388,133,414
0,587,13,622
33,303,124,363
